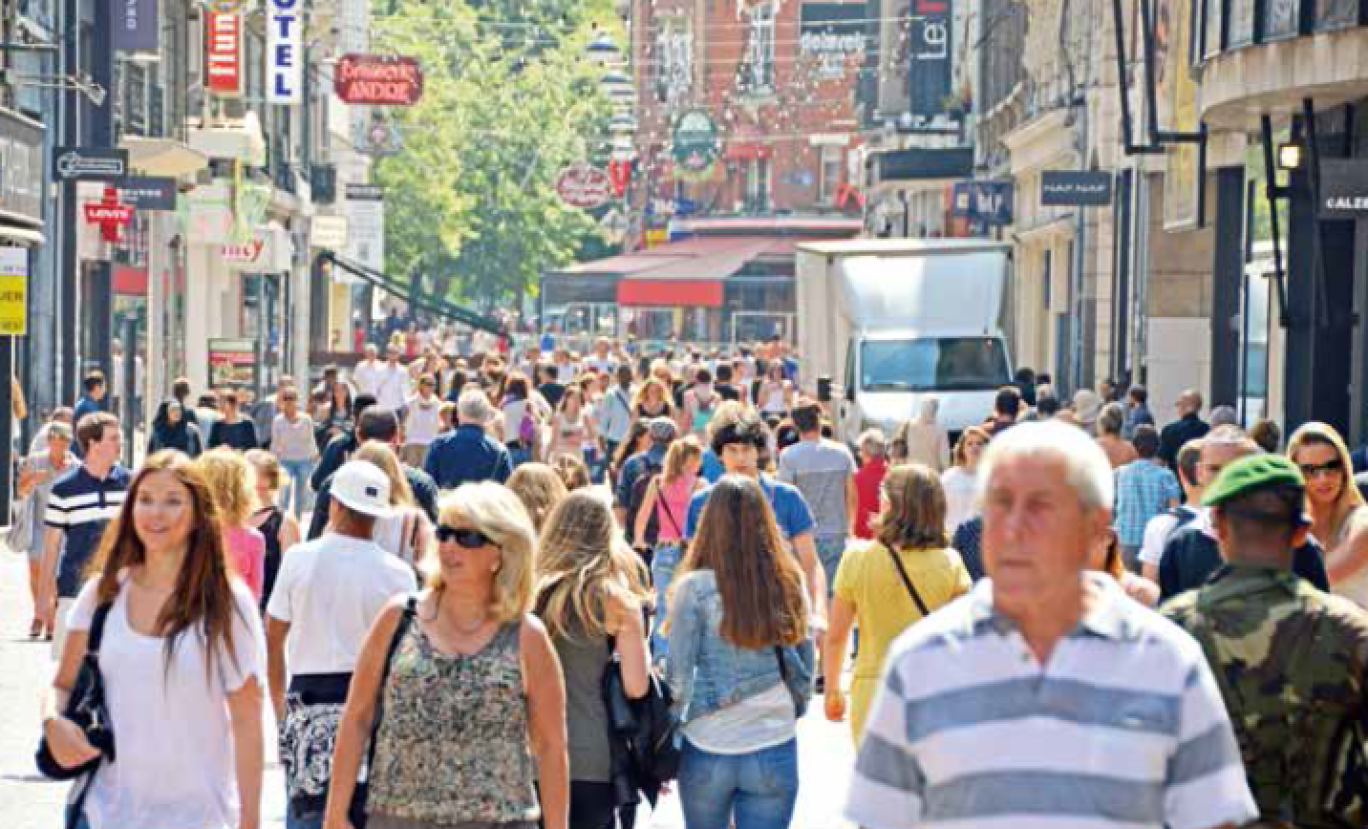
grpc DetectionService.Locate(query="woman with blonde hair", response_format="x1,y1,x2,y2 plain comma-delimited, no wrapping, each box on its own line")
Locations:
630,377,675,431
244,449,302,611
507,462,569,536
535,490,652,829
354,441,433,570
667,476,812,829
325,483,568,829
551,454,592,491
631,435,704,655
940,425,990,534
195,447,266,601
1288,422,1368,606
1096,402,1138,468
823,464,971,744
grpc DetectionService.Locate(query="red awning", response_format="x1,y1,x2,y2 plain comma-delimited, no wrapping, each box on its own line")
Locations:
724,142,774,160
112,265,148,296
617,279,723,307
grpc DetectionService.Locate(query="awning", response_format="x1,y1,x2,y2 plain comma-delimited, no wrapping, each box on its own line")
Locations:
113,265,148,295
188,111,266,167
0,223,45,246
119,136,209,178
617,279,723,307
725,142,774,160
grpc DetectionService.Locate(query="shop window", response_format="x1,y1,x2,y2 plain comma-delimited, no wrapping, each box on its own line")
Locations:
819,146,844,204
744,158,772,212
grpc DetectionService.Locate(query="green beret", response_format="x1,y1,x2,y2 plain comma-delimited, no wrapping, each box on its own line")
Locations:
1202,453,1305,508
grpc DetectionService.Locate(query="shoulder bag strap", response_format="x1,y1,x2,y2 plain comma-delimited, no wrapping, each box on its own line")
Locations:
884,545,931,617
87,600,114,657
364,595,419,773
655,479,683,537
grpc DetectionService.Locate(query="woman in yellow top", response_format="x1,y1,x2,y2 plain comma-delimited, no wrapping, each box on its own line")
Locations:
822,463,972,744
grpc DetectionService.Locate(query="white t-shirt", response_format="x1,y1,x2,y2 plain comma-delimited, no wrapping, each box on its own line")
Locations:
1138,507,1210,567
352,360,384,397
265,533,417,675
375,364,410,411
67,572,266,829
404,394,443,445
940,466,979,534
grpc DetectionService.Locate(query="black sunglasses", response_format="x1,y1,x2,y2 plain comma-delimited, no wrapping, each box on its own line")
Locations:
435,525,496,548
1298,458,1345,479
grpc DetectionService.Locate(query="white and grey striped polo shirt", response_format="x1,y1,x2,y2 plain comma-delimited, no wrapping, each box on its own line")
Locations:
846,573,1257,829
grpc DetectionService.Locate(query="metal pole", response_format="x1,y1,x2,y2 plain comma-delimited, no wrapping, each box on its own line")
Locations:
122,314,136,466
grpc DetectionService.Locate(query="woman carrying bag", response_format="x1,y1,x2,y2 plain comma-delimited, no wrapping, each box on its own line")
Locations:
666,475,813,829
535,490,652,829
41,451,266,829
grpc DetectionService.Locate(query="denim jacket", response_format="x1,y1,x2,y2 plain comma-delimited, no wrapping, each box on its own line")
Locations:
665,569,814,724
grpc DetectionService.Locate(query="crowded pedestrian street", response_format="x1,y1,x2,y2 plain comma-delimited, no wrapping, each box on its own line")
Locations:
7,0,1368,826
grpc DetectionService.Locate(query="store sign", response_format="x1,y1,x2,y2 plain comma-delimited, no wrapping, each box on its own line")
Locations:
1041,171,1113,206
311,215,349,249
0,248,28,336
952,180,1014,225
1318,160,1368,219
800,3,866,78
118,176,178,211
266,0,302,104
206,12,243,97
343,185,385,273
907,0,951,117
208,338,258,389
83,187,134,243
222,238,265,263
555,164,612,209
334,54,424,105
52,146,128,182
113,0,158,52
0,108,45,226
672,110,719,181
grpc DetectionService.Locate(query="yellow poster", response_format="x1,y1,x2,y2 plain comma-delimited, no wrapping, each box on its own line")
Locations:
0,248,27,336
1164,0,1200,230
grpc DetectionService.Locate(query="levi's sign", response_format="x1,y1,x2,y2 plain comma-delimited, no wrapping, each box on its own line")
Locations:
334,54,424,105
1040,171,1113,207
1318,159,1368,219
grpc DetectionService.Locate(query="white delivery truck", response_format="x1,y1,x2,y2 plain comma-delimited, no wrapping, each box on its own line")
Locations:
795,238,1014,445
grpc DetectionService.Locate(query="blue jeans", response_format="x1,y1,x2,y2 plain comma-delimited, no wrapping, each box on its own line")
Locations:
815,536,847,598
678,738,799,829
651,542,682,659
287,807,324,829
509,444,531,468
278,458,314,517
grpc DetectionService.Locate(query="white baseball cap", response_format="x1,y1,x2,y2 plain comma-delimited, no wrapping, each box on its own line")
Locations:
331,460,394,518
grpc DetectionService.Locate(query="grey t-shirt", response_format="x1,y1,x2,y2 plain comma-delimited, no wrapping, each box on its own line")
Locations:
778,439,855,539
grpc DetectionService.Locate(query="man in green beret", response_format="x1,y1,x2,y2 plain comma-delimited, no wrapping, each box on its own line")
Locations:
1164,453,1368,828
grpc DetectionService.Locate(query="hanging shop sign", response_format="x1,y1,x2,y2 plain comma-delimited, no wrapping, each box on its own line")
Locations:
334,54,424,105
555,164,612,209
907,0,952,117
118,176,178,211
0,108,45,226
0,247,28,336
344,184,385,273
1041,171,1113,206
266,0,302,104
800,3,866,79
208,338,258,388
607,159,632,197
114,0,158,52
52,146,128,182
206,12,243,97
311,215,349,249
83,187,134,243
951,180,1014,225
672,110,720,181
1317,160,1368,219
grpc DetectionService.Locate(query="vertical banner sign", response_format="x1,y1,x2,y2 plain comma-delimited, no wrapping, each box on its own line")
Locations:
0,248,28,337
113,0,159,52
907,0,951,116
266,0,302,104
206,12,242,97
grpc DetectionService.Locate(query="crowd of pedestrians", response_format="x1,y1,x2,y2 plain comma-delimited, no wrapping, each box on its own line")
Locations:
16,337,1368,829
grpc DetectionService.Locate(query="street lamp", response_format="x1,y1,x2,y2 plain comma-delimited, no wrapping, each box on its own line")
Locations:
1278,139,1304,171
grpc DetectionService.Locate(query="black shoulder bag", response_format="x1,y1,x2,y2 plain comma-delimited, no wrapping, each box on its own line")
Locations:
601,635,681,809
885,545,931,616
36,600,116,781
348,594,418,829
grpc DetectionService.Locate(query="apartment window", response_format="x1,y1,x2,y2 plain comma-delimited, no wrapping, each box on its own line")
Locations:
818,146,844,204
740,2,777,95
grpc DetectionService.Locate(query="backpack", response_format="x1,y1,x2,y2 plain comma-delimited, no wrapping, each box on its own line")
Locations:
1165,505,1200,541
624,460,664,549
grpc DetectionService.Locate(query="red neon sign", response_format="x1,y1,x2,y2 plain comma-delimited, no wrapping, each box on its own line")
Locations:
206,12,242,96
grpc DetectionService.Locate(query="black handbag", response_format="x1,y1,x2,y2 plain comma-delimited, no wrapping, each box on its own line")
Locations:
36,600,116,781
601,636,681,809
348,594,418,829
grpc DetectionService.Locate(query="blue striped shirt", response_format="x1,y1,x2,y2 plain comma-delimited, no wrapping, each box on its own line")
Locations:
45,464,131,598
1114,459,1181,547
845,573,1257,829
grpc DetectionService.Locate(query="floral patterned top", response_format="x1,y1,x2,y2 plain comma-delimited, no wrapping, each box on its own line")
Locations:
368,619,540,824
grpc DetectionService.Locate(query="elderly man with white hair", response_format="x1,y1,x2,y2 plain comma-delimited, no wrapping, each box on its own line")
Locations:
422,388,513,489
845,420,1257,829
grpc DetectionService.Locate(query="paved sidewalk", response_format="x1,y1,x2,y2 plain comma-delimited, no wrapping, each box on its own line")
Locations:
0,547,854,828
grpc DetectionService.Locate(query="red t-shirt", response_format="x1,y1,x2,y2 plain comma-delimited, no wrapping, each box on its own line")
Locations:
854,456,887,539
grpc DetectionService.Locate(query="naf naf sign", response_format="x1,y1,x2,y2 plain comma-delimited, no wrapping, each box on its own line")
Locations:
266,0,302,104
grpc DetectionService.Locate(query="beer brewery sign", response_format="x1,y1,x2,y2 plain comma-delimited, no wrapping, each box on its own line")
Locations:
334,54,424,106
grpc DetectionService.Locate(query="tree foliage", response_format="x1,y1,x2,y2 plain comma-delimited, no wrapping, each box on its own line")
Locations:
373,0,620,307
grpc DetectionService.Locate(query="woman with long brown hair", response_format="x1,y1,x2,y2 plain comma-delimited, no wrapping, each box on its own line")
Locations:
822,464,971,744
507,462,569,536
535,490,651,829
667,475,812,829
42,450,266,829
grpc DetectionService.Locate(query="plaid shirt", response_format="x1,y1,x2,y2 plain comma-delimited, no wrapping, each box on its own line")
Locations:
1114,459,1181,546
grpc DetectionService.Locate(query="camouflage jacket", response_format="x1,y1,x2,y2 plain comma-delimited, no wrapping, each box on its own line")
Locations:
1163,564,1368,829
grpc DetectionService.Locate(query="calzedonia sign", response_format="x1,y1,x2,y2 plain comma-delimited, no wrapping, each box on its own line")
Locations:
334,55,424,106
1318,159,1368,219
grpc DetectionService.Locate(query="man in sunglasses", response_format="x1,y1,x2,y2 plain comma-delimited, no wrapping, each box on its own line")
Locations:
1157,426,1329,601
1164,454,1368,828
267,460,417,829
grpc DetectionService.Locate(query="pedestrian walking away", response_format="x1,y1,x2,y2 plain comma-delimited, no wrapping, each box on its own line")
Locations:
14,421,79,639
271,387,319,517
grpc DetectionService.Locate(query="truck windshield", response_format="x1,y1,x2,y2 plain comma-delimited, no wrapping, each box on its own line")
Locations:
860,337,1010,392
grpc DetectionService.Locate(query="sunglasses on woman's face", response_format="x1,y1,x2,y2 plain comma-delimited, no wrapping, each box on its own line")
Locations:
1298,458,1345,480
435,525,496,549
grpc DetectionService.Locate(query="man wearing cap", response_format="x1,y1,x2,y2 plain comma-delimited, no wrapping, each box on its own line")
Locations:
267,460,418,829
1164,454,1368,828
614,416,677,526
423,388,513,490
